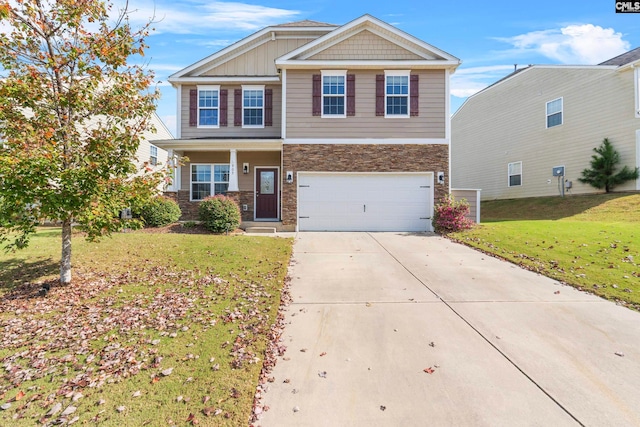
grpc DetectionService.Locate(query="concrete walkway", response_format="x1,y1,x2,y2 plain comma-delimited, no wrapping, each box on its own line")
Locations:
258,232,640,427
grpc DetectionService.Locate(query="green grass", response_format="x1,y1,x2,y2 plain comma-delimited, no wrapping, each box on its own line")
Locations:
450,193,640,309
0,228,293,426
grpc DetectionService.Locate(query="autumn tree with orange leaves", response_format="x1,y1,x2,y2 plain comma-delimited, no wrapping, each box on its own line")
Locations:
0,0,165,285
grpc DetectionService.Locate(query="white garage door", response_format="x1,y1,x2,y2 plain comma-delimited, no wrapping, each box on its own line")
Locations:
298,173,433,232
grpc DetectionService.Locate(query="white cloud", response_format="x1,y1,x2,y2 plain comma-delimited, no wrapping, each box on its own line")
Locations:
497,24,630,64
160,115,177,136
122,1,301,35
450,65,516,98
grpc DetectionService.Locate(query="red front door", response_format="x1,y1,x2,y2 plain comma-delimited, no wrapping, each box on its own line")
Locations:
255,168,278,219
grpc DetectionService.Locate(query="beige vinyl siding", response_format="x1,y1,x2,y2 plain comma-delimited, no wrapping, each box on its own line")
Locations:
179,151,280,192
307,30,422,60
202,37,315,76
180,84,282,139
452,67,639,200
286,69,446,139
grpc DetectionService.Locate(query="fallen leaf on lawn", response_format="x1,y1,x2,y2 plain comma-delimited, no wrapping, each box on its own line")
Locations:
132,390,141,397
13,390,25,401
116,406,126,413
202,406,217,416
202,395,210,404
161,367,173,376
176,396,183,403
212,364,220,371
61,405,77,416
46,402,62,417
1,403,11,411
96,399,106,406
68,416,80,425
151,376,160,384
423,367,435,374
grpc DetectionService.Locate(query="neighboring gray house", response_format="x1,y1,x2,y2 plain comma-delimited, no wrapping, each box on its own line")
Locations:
155,14,460,231
452,48,640,201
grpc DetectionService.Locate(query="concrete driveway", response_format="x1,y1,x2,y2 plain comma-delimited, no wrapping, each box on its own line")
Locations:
258,232,640,427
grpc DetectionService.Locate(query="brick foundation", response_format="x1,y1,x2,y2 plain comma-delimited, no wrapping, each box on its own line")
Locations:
282,144,449,227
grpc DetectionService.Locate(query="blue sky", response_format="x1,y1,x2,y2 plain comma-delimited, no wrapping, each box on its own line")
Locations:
123,0,640,136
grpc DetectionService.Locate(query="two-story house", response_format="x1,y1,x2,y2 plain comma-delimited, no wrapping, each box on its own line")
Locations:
452,48,640,201
155,14,460,231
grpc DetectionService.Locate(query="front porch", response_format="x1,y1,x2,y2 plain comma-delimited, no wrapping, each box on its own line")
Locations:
156,140,284,225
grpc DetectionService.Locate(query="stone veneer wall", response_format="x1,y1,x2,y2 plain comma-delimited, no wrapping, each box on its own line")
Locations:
281,144,449,227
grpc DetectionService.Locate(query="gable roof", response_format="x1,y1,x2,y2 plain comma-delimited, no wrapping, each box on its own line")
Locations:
276,14,460,70
275,19,335,27
168,22,337,81
599,47,640,66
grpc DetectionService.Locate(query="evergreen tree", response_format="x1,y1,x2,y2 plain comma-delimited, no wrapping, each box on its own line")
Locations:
578,138,639,193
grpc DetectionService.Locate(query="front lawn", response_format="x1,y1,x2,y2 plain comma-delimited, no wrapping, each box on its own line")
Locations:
450,193,640,309
0,228,292,426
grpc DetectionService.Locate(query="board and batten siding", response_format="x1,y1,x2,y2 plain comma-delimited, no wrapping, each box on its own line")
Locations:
201,36,318,77
180,84,282,139
307,30,423,61
452,66,639,200
286,69,446,139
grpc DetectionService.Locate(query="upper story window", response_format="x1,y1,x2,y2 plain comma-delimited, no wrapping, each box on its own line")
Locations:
198,85,220,128
149,145,158,166
546,97,563,128
322,71,346,117
242,85,264,128
385,71,410,117
508,161,522,187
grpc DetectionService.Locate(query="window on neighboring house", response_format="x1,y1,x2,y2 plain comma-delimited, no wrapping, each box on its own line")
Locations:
635,67,640,118
149,145,158,166
385,71,410,117
191,164,230,201
508,162,522,187
322,71,346,117
198,86,219,127
546,98,562,128
242,86,264,127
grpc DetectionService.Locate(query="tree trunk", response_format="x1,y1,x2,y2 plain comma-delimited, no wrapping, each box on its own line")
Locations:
60,218,72,285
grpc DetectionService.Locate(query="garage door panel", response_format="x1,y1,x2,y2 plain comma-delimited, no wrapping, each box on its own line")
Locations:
298,173,433,232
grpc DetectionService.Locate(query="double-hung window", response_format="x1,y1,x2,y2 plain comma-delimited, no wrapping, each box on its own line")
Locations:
385,71,410,117
546,98,562,128
198,85,220,127
635,67,640,118
149,145,158,166
508,161,522,187
242,85,264,127
191,164,230,201
322,71,346,117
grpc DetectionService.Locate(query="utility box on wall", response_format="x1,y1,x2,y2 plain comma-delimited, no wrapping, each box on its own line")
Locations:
552,166,565,176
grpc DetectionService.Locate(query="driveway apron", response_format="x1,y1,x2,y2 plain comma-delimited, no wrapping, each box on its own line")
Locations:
258,232,640,427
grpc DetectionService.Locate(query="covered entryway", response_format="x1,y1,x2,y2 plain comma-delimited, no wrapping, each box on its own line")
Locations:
297,172,433,231
255,167,279,220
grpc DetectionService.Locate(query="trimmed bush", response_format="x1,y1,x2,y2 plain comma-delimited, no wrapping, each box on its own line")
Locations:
139,196,181,227
198,194,241,233
432,194,474,234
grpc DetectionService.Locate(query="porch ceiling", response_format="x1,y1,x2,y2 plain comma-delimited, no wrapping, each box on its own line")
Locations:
153,138,283,151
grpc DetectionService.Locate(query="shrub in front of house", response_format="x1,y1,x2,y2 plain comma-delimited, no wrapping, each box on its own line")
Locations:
139,196,181,227
198,195,241,233
432,194,474,234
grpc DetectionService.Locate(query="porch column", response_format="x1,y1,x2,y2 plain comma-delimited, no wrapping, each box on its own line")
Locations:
228,149,239,192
